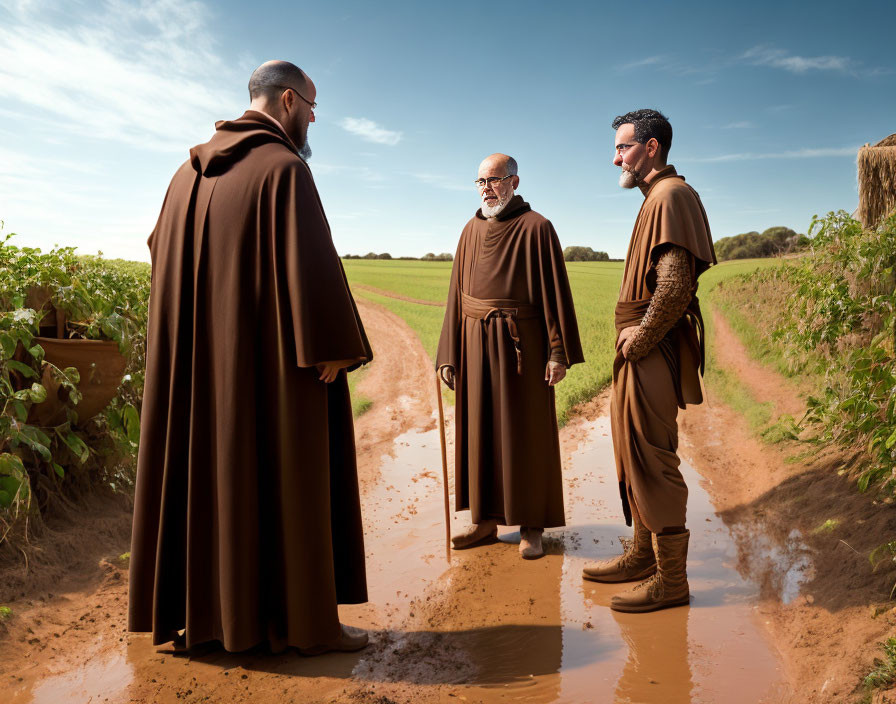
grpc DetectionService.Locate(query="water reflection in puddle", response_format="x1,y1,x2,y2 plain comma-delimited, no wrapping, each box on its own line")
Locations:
9,414,803,702
356,416,796,702
8,647,133,704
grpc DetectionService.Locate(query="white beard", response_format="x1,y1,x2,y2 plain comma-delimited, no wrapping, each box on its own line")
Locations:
481,194,512,218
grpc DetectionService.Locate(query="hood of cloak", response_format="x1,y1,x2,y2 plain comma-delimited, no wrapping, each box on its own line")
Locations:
189,110,299,176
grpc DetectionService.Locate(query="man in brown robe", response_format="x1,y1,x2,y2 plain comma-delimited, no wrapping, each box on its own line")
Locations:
437,153,583,560
582,110,716,612
128,61,373,653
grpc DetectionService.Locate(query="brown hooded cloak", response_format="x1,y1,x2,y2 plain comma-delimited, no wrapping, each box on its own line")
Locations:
128,110,373,653
611,165,716,533
436,195,584,528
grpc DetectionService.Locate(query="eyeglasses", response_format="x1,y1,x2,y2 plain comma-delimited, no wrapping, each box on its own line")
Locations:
276,86,317,110
473,174,513,189
615,143,639,155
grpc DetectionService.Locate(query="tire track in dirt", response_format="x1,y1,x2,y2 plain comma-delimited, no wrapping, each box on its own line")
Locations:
350,284,444,307
710,308,807,420
352,298,438,492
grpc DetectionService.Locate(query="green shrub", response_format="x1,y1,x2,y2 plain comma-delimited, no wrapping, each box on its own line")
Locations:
0,226,149,544
714,226,809,261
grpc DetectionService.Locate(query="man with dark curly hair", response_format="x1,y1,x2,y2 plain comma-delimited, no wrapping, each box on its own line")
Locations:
582,109,716,612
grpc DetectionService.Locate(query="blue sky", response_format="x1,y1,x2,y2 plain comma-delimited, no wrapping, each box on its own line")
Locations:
1,0,894,261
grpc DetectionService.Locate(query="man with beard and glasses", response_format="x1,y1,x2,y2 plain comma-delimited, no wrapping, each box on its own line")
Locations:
129,61,373,654
437,153,584,559
582,109,716,612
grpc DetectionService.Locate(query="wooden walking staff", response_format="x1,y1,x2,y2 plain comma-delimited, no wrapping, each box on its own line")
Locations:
435,372,452,562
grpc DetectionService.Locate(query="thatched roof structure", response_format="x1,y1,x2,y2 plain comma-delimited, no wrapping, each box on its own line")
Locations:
857,133,896,228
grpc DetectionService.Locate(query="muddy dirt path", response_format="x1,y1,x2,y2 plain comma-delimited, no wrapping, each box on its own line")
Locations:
2,297,890,703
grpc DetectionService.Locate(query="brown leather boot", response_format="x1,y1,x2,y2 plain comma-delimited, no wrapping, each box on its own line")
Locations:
582,514,656,583
610,531,690,613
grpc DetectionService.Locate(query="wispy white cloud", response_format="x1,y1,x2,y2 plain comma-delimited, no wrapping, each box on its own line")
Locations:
722,121,755,129
616,55,667,71
692,146,858,163
742,46,852,74
615,52,722,78
339,117,403,146
411,173,469,192
0,0,242,152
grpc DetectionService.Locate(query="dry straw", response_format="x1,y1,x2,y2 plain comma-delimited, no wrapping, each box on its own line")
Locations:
857,133,896,229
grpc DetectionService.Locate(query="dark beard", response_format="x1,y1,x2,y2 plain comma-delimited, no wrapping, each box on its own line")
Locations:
299,141,312,161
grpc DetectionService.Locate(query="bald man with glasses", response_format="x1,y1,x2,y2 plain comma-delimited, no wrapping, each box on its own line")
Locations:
437,153,584,559
129,60,372,655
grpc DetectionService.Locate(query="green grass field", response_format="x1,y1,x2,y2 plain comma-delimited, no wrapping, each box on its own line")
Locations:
344,259,624,424
344,256,788,424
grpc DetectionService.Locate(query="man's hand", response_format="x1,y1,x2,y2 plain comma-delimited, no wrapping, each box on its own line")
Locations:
616,325,640,360
545,361,567,386
316,359,356,383
439,365,455,391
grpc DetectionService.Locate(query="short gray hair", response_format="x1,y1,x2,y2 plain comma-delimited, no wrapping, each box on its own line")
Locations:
505,156,518,177
248,61,311,102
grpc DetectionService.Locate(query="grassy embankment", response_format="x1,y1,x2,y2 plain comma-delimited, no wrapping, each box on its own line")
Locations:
702,213,896,701
343,257,774,425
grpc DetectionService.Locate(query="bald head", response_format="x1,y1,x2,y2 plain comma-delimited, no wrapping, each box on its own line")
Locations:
477,153,519,219
248,60,314,104
247,60,316,158
479,153,518,178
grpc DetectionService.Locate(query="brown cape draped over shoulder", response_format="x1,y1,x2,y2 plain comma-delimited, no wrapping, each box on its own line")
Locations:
128,110,373,653
436,195,584,528
611,165,716,534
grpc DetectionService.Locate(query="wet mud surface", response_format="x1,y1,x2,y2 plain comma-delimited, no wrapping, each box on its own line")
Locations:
5,297,891,703
2,419,792,704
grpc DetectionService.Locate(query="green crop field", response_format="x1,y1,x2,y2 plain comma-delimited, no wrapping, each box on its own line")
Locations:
344,259,626,424
344,256,789,425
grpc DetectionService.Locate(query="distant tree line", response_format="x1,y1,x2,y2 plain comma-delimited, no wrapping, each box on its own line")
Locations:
342,252,453,261
563,246,611,262
714,226,810,261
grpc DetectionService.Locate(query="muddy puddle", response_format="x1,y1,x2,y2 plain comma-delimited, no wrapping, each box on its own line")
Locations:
353,417,797,702
7,415,801,703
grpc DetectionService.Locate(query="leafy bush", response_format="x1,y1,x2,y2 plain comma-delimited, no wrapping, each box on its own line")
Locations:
563,246,609,262
720,211,896,495
0,227,149,545
714,226,809,261
773,211,896,494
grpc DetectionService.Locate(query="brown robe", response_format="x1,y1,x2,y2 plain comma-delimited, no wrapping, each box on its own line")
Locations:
436,195,583,528
128,110,373,653
611,165,716,534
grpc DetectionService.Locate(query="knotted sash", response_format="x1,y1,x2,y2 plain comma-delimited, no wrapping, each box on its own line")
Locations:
613,296,706,409
461,291,540,375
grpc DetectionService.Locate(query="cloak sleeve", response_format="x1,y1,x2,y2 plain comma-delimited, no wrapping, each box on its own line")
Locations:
435,236,464,371
271,160,372,368
536,220,584,368
643,182,716,286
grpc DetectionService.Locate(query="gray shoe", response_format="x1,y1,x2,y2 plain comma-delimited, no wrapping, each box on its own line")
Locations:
520,527,544,559
452,519,498,549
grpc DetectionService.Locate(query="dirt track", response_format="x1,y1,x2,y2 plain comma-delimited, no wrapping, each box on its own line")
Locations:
1,298,895,703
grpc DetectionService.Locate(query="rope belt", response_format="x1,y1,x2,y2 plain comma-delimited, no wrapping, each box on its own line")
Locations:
461,291,540,374
614,295,706,375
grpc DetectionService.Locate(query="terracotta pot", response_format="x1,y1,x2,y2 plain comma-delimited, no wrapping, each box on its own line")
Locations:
28,338,127,427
